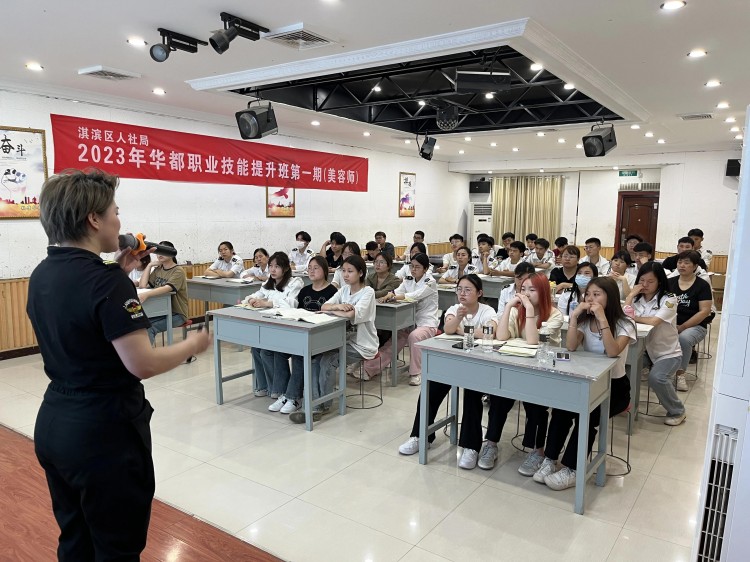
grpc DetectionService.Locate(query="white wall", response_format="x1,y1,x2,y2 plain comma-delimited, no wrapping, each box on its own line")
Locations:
0,91,470,278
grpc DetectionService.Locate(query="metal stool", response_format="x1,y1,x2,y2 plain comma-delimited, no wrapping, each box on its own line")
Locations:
347,353,383,409
607,404,632,476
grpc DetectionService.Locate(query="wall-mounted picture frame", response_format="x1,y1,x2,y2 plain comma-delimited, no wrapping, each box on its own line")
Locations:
398,172,415,218
266,185,296,217
0,126,48,219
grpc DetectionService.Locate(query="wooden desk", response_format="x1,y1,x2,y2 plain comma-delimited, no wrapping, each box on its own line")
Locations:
374,301,417,386
208,307,348,431
138,289,173,344
417,338,615,515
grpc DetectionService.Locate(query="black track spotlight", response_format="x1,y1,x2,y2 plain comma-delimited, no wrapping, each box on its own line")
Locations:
419,136,437,161
235,102,278,139
582,124,618,157
149,28,207,63
211,12,269,55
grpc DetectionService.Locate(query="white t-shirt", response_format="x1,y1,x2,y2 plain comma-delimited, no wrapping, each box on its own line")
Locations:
631,292,682,361
247,277,304,308
496,284,517,317
445,303,497,333
524,249,555,268
440,263,479,283
580,255,611,275
211,255,244,277
396,262,434,279
471,248,496,270
326,285,378,359
576,317,637,379
241,263,269,280
507,307,564,346
495,257,522,275
396,274,439,328
442,252,458,268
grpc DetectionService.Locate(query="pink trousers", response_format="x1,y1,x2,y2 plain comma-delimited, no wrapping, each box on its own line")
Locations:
364,326,438,377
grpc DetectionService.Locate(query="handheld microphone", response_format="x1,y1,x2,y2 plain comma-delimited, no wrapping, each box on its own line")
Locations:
118,233,178,258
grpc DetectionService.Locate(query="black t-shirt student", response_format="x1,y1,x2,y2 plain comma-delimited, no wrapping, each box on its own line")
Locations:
325,248,343,269
549,267,576,286
495,248,509,260
667,276,713,327
297,283,338,312
662,254,707,272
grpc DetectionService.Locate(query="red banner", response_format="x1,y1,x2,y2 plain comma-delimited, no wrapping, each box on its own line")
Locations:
50,114,368,191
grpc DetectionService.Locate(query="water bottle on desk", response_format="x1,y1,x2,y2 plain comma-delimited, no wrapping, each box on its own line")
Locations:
537,321,551,366
482,319,494,353
463,313,475,352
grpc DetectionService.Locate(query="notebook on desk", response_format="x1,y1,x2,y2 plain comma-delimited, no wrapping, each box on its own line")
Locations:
265,309,338,324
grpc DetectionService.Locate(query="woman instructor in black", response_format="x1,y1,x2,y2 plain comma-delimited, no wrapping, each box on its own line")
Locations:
27,169,210,561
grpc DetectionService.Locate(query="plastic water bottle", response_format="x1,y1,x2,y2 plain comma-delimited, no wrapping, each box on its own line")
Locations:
482,319,494,353
538,321,551,366
463,313,475,352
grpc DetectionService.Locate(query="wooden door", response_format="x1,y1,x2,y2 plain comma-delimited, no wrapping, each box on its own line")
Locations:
614,192,659,249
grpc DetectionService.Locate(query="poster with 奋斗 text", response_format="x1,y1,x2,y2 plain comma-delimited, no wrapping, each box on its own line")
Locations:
0,127,48,219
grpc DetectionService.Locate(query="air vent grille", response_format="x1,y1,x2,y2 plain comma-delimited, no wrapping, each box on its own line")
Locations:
679,113,714,121
78,65,141,81
471,203,493,216
619,182,660,191
263,24,334,50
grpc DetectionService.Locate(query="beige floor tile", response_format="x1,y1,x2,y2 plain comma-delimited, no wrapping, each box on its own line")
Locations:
152,443,204,483
0,392,43,429
398,547,453,562
651,431,709,484
145,387,218,427
607,528,691,561
0,380,26,400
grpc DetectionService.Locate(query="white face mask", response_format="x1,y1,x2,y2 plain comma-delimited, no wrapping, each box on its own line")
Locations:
296,240,306,249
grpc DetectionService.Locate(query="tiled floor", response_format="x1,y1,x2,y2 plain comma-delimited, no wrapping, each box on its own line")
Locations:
0,329,713,562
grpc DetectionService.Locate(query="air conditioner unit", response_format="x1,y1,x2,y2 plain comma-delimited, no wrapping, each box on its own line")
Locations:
468,202,493,243
694,107,750,561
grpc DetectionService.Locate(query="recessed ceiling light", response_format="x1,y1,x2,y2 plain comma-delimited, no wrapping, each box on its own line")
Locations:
630,124,641,130
539,169,545,173
530,63,543,71
575,143,583,149
705,80,721,88
488,170,493,173
558,138,566,143
687,49,707,58
372,85,382,92
716,101,730,109
660,1,686,10
736,134,744,140
725,117,736,123
418,100,426,106
536,132,545,137
657,138,666,144
311,120,320,126
613,166,619,170
730,126,740,132
645,131,654,138
458,150,465,154
563,83,575,90
25,62,43,71
152,88,166,96
464,136,472,141
435,145,440,150
127,37,147,47
484,93,494,99
404,139,411,144
512,147,519,152
71,100,80,103
490,142,497,147
363,131,370,136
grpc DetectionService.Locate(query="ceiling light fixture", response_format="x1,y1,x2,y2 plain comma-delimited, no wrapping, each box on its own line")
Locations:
660,1,686,10
613,166,619,170
418,100,426,106
127,37,147,48
311,120,320,126
736,134,744,140
488,170,493,174
235,102,278,139
419,136,436,161
150,28,207,62
575,143,583,149
657,138,666,144
210,12,269,55
705,80,721,88
582,124,617,157
435,145,440,150
558,138,566,143
539,169,545,173
490,142,497,147
152,88,166,96
484,92,494,99
645,131,654,138
725,117,736,123
687,49,707,58
730,126,740,132
464,136,472,141
404,139,411,144
372,85,382,92
717,102,730,109
563,83,575,90
363,131,371,136
512,147,519,152
25,62,44,71
630,124,641,129
536,132,545,137
458,150,465,154
435,105,459,131
530,63,543,71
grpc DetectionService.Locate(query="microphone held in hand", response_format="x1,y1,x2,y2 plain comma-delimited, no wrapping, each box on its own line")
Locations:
118,233,178,258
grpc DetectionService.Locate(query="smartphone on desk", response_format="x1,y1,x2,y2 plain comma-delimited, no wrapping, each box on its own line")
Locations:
452,341,478,349
555,351,571,361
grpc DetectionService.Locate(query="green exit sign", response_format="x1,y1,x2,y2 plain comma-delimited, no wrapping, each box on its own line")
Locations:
618,170,638,177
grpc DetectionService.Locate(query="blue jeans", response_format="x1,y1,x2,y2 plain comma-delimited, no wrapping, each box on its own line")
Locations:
269,352,305,401
251,348,275,393
678,326,707,371
318,343,364,409
147,313,186,345
648,355,684,416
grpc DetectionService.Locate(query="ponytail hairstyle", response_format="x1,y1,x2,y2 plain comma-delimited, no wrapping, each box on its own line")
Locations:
585,277,635,337
264,251,292,291
516,272,552,330
344,254,368,283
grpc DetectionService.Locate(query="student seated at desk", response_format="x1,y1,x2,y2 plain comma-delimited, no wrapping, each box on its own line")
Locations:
524,233,538,257
688,228,713,268
553,237,568,264
129,254,152,285
396,242,433,278
490,241,526,277
204,241,243,278
533,277,636,491
549,245,580,293
364,241,380,262
320,231,346,269
438,246,478,284
495,231,515,261
523,237,555,273
332,242,362,288
667,250,713,392
625,262,687,426
397,274,496,458
240,248,270,282
374,231,395,259
400,230,425,260
290,230,315,272
437,233,465,273
366,252,402,298
662,237,708,272
472,234,496,271
633,242,654,270
557,262,599,316
624,233,644,264
580,237,610,275
266,256,338,415
291,255,378,424
363,252,439,386
496,262,535,316
137,241,189,349
243,252,304,398
608,250,637,300
462,273,563,472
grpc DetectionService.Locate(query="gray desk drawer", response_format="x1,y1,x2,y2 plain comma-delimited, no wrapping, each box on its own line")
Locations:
502,368,582,407
425,353,500,388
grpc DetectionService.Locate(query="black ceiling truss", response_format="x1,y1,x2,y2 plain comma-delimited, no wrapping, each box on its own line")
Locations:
231,46,622,135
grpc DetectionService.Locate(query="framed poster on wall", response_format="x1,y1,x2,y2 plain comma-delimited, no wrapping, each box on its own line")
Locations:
399,172,415,218
266,185,296,217
0,126,48,219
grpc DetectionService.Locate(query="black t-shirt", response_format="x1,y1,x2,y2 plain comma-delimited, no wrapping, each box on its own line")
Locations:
667,276,713,327
27,247,151,391
297,283,338,312
549,267,576,285
662,254,708,272
495,248,509,260
325,248,343,269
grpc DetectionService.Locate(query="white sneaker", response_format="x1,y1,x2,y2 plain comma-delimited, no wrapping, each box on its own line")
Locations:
346,362,360,376
458,448,478,470
533,457,557,483
641,367,650,381
518,450,544,476
280,399,300,414
253,389,268,397
409,375,421,386
676,374,688,392
268,395,286,412
545,466,577,491
665,413,687,426
398,436,430,455
477,442,498,470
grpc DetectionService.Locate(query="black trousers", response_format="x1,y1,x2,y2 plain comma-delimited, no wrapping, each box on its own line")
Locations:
409,382,480,451
461,391,516,446
544,375,631,470
34,385,155,562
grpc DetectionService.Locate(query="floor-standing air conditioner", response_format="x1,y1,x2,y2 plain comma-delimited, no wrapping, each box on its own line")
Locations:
694,111,747,561
468,202,493,242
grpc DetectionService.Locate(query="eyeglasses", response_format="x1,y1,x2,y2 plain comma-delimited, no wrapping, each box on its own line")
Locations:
373,260,388,266
455,287,475,294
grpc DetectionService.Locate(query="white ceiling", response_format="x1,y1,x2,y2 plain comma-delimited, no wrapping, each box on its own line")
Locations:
3,0,747,174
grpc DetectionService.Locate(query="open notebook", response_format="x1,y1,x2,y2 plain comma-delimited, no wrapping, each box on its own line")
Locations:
263,309,338,324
